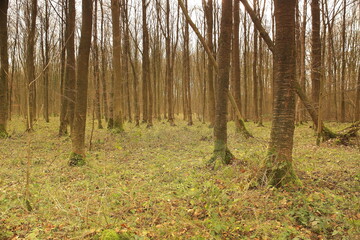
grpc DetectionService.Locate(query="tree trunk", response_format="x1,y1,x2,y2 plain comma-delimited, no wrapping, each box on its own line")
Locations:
26,0,37,132
258,38,264,127
209,0,233,168
92,0,103,129
59,0,76,135
166,0,175,126
311,0,321,119
232,0,242,132
69,0,93,166
253,0,259,123
142,0,152,127
100,0,109,122
204,0,215,127
42,0,50,123
59,0,67,135
182,0,193,126
264,0,299,187
0,0,9,137
122,0,132,124
340,0,346,122
299,0,307,123
243,14,248,120
355,65,360,121
109,0,124,132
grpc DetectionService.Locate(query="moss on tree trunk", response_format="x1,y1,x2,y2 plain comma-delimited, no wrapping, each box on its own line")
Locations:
208,140,234,169
69,152,86,166
263,149,301,187
264,0,300,188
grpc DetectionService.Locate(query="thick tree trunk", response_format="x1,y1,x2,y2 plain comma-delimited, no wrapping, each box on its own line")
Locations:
59,0,76,135
209,0,233,168
0,0,9,137
69,0,93,166
311,0,321,117
264,0,300,187
110,0,124,132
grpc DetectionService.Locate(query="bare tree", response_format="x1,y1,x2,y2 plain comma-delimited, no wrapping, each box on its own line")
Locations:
59,0,76,135
204,0,215,127
311,0,321,120
264,0,299,187
69,0,93,166
0,0,9,137
209,0,233,168
25,0,37,131
232,0,242,132
109,0,124,132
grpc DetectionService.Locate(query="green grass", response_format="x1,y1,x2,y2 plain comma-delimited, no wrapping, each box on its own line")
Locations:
0,117,359,239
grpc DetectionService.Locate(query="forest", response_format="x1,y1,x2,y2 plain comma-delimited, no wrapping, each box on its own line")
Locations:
0,0,359,239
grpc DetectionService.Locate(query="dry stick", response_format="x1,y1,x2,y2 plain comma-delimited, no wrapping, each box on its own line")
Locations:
239,0,339,140
178,0,252,138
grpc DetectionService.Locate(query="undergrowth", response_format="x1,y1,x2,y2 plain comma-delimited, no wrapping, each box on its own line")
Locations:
0,118,359,239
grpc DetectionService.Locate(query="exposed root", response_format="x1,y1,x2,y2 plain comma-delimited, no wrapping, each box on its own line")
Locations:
69,152,86,166
207,148,235,170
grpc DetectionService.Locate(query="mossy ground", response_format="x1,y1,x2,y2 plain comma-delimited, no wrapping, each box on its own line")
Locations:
0,118,359,239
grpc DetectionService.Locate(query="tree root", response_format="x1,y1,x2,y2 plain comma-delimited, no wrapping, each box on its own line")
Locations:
207,148,234,170
69,152,86,166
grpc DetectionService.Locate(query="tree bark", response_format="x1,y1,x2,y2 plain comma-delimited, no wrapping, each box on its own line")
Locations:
0,0,9,137
69,0,93,166
264,0,299,187
42,0,50,123
100,0,109,122
142,0,152,127
253,0,259,123
122,0,132,124
92,0,103,129
209,0,234,168
109,0,124,132
25,0,37,132
59,0,76,135
356,65,360,121
182,0,193,126
204,0,215,127
311,0,321,117
232,0,242,132
340,0,346,122
165,0,175,126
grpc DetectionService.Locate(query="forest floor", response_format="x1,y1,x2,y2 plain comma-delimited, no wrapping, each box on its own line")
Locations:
0,117,359,240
